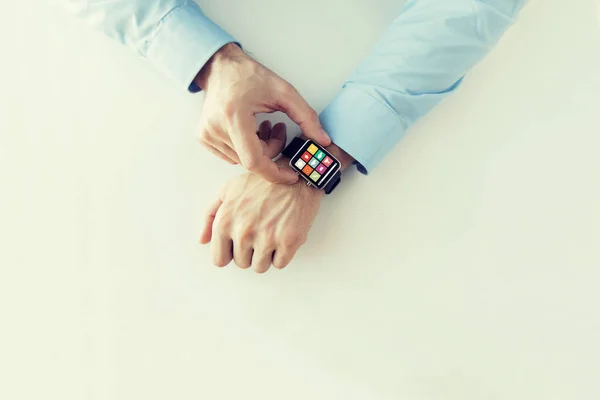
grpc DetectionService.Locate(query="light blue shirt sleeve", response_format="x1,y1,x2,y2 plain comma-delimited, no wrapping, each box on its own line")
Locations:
64,0,237,92
320,0,528,174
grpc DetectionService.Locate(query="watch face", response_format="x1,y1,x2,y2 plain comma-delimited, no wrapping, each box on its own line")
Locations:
289,140,340,189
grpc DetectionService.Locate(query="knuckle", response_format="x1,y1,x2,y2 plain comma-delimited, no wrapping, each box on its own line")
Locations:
214,213,232,233
261,223,277,246
240,197,253,207
282,232,305,248
222,102,237,119
239,226,256,242
280,81,296,95
274,82,295,101
249,62,263,75
264,232,277,248
207,118,221,130
234,225,255,246
196,129,210,143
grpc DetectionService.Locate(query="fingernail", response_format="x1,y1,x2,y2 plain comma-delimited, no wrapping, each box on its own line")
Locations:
322,129,331,141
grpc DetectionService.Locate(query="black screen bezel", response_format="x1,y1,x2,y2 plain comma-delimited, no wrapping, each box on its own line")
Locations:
289,140,340,189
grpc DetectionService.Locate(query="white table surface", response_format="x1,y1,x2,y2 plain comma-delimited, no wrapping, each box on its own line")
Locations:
2,1,600,399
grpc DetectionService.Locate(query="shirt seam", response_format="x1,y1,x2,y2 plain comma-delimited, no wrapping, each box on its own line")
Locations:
141,0,192,57
344,84,406,124
473,0,517,40
474,0,519,20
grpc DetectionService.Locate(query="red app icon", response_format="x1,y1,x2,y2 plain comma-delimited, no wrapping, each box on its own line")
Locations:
301,152,312,162
322,156,333,167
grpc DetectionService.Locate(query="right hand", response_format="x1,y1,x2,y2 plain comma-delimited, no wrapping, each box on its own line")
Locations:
200,156,324,273
194,43,331,184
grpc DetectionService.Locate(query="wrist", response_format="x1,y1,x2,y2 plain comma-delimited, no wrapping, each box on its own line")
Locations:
274,158,326,200
323,142,354,172
194,43,246,90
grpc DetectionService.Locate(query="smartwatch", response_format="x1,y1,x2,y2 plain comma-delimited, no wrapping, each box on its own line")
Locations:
282,137,342,194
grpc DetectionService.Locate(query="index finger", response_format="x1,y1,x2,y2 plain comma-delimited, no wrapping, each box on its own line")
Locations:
231,114,299,184
276,85,331,147
199,183,229,244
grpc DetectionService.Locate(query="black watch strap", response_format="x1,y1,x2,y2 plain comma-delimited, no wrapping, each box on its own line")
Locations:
323,171,341,194
282,137,305,159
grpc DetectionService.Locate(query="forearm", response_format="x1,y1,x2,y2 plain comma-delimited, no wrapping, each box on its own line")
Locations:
322,0,528,174
351,0,527,97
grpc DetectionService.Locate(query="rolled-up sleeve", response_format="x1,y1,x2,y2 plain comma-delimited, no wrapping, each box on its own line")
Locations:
64,0,237,92
320,0,528,174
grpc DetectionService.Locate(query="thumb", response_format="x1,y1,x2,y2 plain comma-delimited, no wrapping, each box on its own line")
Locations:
277,85,331,146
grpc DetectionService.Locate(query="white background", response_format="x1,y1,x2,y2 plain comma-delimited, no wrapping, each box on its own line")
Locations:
1,1,600,399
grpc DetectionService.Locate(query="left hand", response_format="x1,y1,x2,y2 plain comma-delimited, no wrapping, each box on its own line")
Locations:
199,132,324,273
195,43,330,184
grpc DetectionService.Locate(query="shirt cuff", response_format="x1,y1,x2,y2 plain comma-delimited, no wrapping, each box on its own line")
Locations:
145,3,238,92
319,86,407,174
